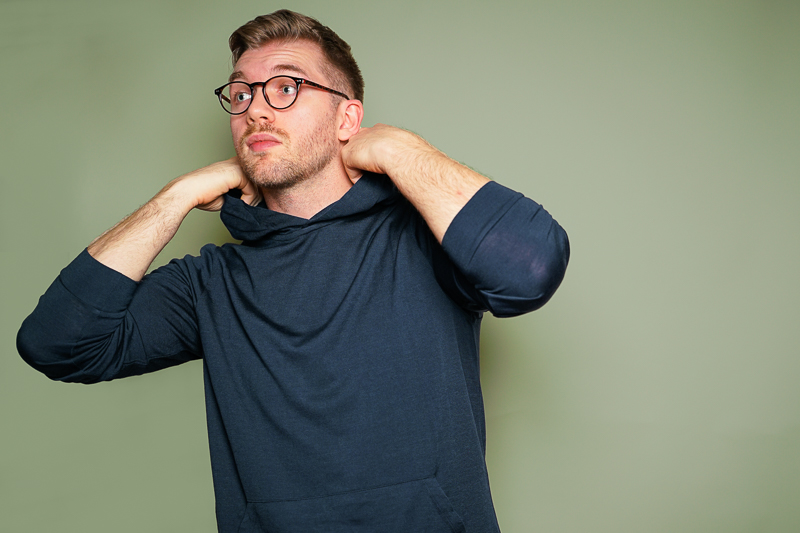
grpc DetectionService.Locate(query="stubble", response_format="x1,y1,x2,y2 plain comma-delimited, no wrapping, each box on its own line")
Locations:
236,113,339,191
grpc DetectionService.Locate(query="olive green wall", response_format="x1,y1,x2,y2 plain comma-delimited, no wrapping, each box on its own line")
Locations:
2,1,798,531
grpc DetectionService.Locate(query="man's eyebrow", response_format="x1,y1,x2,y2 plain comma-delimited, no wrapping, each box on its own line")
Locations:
228,64,309,84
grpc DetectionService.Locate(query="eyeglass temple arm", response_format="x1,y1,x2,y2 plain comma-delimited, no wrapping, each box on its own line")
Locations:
215,88,231,105
300,79,350,100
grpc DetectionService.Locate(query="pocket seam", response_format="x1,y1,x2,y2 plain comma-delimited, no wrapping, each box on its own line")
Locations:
423,477,467,533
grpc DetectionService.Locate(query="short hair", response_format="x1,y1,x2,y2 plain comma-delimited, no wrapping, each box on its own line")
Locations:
229,10,365,103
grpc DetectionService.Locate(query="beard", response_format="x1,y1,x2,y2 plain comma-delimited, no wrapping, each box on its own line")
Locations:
235,114,339,190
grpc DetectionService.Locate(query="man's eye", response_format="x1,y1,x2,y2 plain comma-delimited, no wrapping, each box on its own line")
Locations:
234,92,252,103
279,85,297,95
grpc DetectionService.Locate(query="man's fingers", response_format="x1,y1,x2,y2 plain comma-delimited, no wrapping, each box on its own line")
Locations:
239,178,263,206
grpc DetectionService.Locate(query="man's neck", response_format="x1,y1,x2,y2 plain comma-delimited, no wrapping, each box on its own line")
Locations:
260,163,353,219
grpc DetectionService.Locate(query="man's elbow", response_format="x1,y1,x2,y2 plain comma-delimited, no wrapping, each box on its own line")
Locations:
17,317,93,383
488,229,570,317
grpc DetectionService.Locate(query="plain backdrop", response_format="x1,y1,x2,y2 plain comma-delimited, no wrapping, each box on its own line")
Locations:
2,0,799,531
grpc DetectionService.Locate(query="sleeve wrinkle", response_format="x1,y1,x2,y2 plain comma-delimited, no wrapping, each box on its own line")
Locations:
18,250,203,383
439,181,569,317
462,196,531,269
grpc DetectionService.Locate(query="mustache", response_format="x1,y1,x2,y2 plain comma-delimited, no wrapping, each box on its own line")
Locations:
241,122,289,145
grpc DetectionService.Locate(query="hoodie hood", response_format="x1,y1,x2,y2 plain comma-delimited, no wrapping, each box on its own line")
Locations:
220,172,398,242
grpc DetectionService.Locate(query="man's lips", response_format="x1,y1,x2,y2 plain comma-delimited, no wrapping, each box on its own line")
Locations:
246,133,281,152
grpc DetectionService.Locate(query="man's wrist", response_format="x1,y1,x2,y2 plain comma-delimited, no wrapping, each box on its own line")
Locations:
158,176,206,216
384,128,441,178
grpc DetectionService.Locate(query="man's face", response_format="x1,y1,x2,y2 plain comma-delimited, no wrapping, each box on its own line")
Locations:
230,40,341,190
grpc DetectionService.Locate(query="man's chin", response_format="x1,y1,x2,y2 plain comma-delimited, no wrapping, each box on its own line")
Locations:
253,176,302,190
243,162,303,191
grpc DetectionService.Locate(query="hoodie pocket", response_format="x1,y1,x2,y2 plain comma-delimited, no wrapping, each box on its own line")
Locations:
237,476,466,533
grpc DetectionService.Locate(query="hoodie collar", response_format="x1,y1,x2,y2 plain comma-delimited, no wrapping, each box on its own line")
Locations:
220,172,398,242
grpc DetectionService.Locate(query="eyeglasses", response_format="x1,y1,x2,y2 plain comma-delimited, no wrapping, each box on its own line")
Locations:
214,76,350,115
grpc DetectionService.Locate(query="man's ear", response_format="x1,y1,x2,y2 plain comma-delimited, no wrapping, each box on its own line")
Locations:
337,100,364,142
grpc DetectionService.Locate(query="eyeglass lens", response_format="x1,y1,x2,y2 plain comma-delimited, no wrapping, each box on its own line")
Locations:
220,76,299,114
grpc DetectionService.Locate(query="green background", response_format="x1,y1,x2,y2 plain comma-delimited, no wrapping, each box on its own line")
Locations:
2,0,799,531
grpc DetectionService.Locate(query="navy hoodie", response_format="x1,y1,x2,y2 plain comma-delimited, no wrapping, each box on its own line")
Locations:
18,173,569,532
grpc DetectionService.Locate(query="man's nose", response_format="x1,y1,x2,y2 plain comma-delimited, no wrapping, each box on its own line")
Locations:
246,86,275,122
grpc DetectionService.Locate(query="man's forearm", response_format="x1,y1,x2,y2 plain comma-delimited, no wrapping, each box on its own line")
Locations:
87,157,258,282
342,125,489,243
88,181,194,282
382,133,489,243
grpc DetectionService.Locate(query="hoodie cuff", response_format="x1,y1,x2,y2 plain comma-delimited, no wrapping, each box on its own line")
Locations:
441,181,526,266
58,249,139,313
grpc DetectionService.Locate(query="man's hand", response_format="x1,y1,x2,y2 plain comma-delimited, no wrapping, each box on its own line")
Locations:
176,157,262,212
341,124,435,183
341,124,489,243
88,158,260,281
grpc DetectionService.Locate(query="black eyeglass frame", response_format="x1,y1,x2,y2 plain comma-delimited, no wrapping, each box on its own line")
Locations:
214,76,351,115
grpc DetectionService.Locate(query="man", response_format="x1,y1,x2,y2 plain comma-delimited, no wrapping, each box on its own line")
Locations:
18,9,569,533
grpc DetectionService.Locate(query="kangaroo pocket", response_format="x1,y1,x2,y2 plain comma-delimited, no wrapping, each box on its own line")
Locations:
237,476,466,533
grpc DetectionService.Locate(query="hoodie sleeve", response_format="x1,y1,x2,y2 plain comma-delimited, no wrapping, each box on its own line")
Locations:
17,249,202,384
436,181,569,318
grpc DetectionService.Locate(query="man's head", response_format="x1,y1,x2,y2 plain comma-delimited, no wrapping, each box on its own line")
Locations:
224,11,364,192
229,10,364,103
